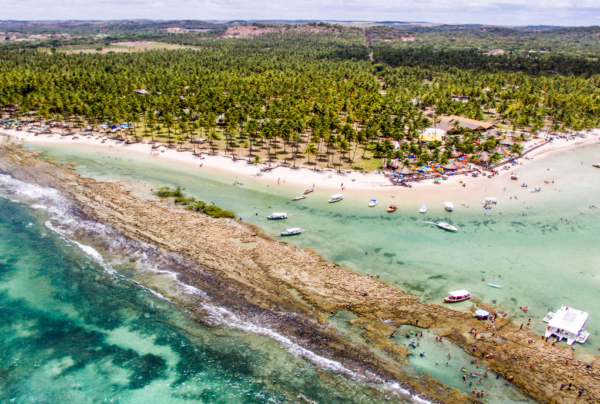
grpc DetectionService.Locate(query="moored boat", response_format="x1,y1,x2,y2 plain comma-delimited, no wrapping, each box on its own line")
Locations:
281,227,302,236
267,212,288,220
368,199,377,207
593,164,600,168
387,205,397,212
419,204,428,213
436,222,457,231
488,283,502,288
304,188,315,195
329,194,343,203
444,202,454,212
292,195,306,201
544,306,590,345
444,290,470,303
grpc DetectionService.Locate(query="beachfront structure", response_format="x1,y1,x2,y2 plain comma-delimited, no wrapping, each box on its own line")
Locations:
419,127,446,142
544,306,589,345
436,115,495,132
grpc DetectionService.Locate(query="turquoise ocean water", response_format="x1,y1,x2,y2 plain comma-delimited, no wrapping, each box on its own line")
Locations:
0,187,422,403
5,140,599,402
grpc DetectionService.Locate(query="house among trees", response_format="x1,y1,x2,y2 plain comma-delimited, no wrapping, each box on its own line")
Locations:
437,115,495,132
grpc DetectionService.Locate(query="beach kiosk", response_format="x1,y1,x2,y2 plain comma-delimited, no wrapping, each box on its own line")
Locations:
544,306,590,345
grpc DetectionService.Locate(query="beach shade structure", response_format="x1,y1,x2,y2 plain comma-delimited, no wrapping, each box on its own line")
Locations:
500,138,515,146
441,162,459,171
388,160,402,169
475,310,490,319
398,166,414,176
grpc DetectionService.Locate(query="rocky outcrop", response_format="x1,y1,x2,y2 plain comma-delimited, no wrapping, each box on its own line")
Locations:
1,141,598,403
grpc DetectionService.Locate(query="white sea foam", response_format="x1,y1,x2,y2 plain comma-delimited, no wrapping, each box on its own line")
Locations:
0,173,432,403
44,221,118,276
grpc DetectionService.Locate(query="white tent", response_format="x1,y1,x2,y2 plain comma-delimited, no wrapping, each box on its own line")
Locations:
545,306,589,345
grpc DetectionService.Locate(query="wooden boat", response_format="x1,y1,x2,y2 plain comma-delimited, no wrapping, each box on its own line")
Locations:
387,205,397,212
267,212,288,220
444,290,470,303
281,227,302,236
292,195,306,201
436,222,457,232
329,194,343,203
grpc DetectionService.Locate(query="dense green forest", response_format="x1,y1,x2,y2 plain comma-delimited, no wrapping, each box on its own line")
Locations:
1,22,600,169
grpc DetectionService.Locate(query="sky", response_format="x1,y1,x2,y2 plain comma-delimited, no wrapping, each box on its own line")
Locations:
2,0,600,26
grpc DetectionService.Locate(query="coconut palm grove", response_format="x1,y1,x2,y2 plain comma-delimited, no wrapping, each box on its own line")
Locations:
2,21,600,171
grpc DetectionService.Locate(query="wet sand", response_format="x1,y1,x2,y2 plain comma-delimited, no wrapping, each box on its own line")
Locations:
1,139,600,403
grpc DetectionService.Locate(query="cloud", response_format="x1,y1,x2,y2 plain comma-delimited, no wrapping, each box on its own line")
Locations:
1,0,600,26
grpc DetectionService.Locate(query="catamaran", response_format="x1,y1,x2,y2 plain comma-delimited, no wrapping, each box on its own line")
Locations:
543,306,590,345
329,194,343,203
267,212,288,220
419,204,428,213
436,222,457,232
444,290,470,303
368,199,377,207
444,202,454,212
281,227,302,236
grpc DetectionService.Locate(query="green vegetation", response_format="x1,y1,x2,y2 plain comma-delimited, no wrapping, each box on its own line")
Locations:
153,186,235,219
2,21,600,171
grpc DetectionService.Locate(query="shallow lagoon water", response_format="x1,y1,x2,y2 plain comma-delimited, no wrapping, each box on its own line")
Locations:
9,140,600,402
29,142,600,353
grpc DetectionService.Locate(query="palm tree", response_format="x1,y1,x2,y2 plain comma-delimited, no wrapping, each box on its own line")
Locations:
253,155,262,169
303,143,317,165
162,112,174,145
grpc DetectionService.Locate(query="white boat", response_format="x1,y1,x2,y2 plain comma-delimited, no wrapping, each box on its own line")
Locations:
419,204,428,213
436,222,457,232
544,306,589,345
488,283,502,288
444,202,454,212
444,290,470,303
267,212,288,220
593,164,600,168
281,227,302,236
329,194,343,203
292,195,306,201
368,199,377,207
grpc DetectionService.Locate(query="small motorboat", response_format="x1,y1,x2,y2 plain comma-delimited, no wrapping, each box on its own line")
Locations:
488,283,502,288
267,212,288,220
436,222,457,231
281,227,302,236
329,194,343,203
387,205,397,212
368,199,377,207
419,204,428,213
444,290,470,303
593,164,600,168
292,195,306,201
304,188,315,195
444,202,454,212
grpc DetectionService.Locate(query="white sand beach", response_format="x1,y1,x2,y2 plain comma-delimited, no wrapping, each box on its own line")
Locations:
3,128,599,196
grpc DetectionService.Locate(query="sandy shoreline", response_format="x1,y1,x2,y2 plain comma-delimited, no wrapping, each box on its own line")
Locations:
4,128,599,195
2,139,600,403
